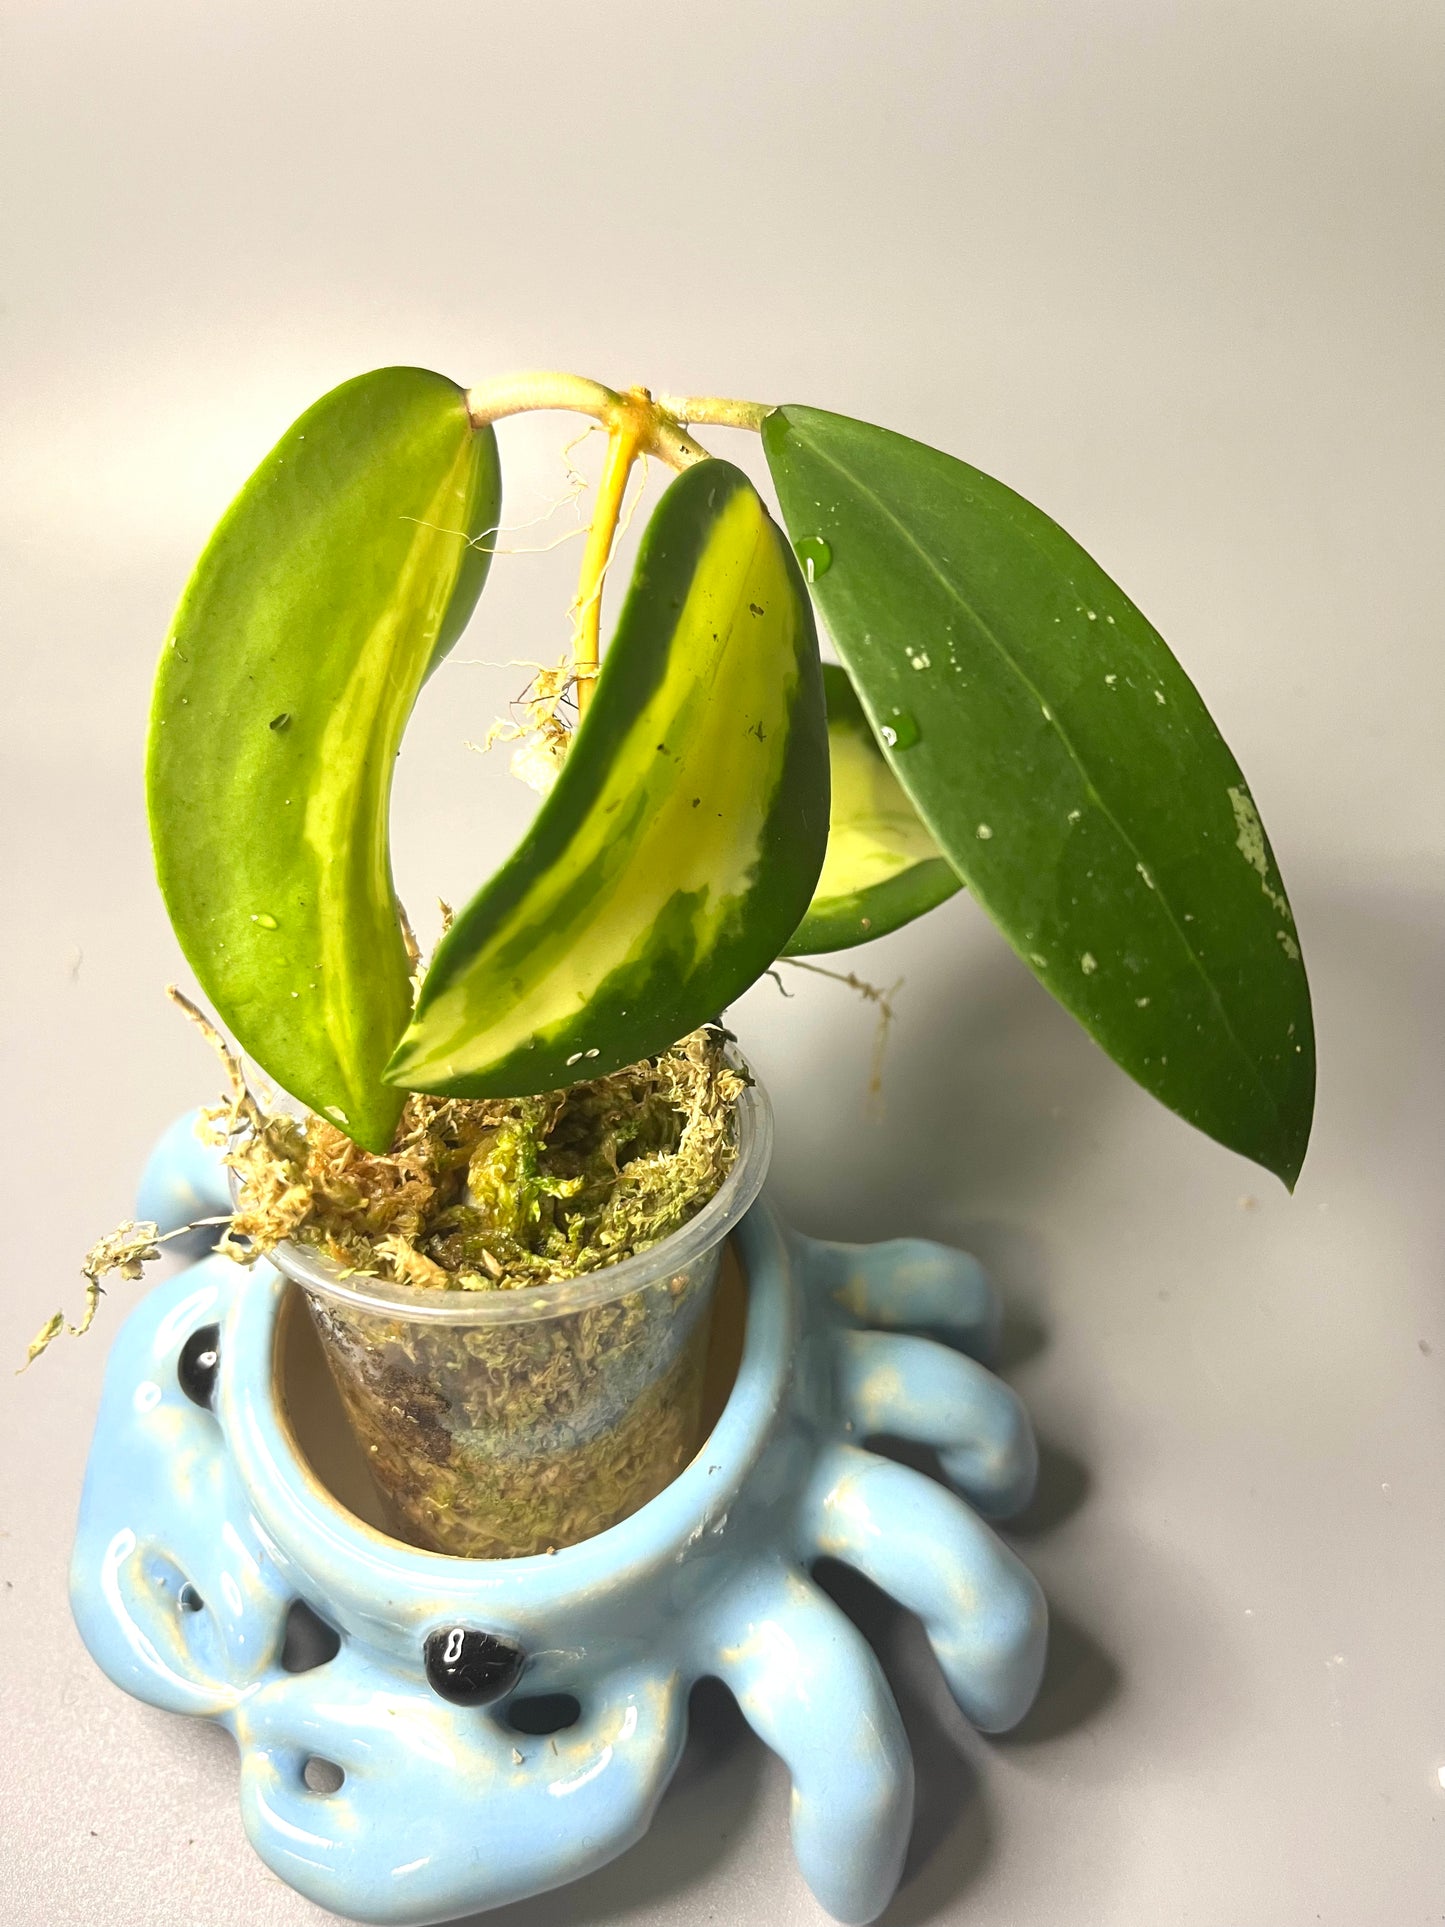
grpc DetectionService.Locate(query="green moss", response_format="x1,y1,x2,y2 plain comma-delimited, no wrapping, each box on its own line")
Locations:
227,1024,743,1294
311,1289,715,1558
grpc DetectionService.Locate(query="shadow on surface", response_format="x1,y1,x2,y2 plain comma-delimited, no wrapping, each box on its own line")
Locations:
765,933,1124,1921
813,1557,993,1919
766,925,1121,1254
1001,1605,1122,1748
1007,1436,1093,1540
813,1433,1116,1923
864,1428,1090,1542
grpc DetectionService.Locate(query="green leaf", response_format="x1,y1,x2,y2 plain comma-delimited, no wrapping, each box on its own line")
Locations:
387,459,828,1098
148,366,501,1150
764,405,1315,1186
783,663,961,955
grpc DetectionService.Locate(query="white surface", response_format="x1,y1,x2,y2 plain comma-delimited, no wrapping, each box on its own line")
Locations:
2,4,1442,1923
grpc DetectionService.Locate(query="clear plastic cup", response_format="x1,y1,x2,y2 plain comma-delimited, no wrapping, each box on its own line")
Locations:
266,1077,771,1559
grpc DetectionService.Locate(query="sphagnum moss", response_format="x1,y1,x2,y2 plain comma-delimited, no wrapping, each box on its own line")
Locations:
219,1021,744,1290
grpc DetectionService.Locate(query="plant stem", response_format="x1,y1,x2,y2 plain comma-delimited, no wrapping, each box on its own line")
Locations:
570,419,638,718
463,372,773,724
654,393,773,433
465,373,715,472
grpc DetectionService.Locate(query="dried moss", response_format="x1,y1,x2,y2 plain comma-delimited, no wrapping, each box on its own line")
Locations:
220,1022,745,1290
312,1283,716,1559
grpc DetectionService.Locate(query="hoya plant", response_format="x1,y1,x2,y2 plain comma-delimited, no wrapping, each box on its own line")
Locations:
146,366,1313,1184
46,364,1316,1555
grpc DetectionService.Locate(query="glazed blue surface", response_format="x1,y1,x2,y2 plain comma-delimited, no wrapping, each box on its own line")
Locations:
71,1116,1047,1926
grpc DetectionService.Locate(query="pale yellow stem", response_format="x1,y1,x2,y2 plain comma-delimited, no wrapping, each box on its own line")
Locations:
653,393,774,433
461,373,774,731
570,419,639,719
465,373,713,472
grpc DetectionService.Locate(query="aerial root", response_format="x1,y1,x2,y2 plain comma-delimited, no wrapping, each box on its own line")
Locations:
778,959,904,1110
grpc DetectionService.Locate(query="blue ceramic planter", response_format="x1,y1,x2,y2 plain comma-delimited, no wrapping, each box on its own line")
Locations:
71,1107,1047,1925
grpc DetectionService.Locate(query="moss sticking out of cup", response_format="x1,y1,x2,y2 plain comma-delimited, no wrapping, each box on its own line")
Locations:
224,1023,743,1292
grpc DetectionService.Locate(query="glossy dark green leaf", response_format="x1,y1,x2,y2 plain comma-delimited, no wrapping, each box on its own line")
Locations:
149,367,501,1150
387,459,828,1098
764,405,1315,1185
784,663,961,955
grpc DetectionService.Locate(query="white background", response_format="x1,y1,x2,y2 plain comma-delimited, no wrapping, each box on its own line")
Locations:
2,4,1442,1923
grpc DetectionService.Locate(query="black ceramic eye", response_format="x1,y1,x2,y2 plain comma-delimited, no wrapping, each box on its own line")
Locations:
424,1626,525,1707
178,1323,221,1408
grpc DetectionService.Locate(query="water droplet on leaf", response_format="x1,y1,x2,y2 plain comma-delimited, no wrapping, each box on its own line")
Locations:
252,912,278,930
794,535,831,582
879,707,920,750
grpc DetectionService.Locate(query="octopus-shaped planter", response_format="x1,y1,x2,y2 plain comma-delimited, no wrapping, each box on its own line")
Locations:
70,1112,1047,1926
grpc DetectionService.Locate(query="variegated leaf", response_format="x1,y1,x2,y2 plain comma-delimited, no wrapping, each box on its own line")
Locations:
387,460,829,1097
148,367,501,1150
785,664,960,954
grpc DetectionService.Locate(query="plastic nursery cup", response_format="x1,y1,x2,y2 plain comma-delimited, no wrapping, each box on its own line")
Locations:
268,1078,772,1560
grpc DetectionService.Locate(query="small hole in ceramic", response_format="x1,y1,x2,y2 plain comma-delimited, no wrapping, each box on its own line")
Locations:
281,1599,342,1673
303,1756,346,1795
504,1693,582,1736
178,1584,204,1613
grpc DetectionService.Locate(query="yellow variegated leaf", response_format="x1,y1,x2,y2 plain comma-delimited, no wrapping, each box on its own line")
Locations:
387,460,829,1097
785,663,961,954
148,368,502,1149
